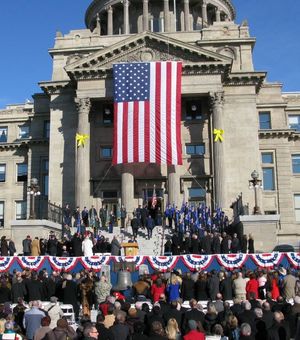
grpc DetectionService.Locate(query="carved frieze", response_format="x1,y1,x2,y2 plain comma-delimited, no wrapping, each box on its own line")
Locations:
75,98,91,114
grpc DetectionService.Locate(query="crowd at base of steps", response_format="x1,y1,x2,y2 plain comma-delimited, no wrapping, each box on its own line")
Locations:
0,265,300,339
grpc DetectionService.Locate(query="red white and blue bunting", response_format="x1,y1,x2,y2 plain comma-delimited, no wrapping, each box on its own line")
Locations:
80,256,111,271
17,256,46,271
147,256,179,272
216,254,248,270
181,255,213,270
286,253,300,268
251,253,284,268
48,257,78,271
114,256,145,268
0,257,15,272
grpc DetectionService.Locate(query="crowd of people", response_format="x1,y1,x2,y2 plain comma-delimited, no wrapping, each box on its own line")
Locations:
0,265,300,339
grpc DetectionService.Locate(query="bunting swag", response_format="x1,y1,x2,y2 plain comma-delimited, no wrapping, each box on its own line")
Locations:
251,253,284,268
182,255,213,270
0,253,298,273
147,256,179,272
114,256,145,269
81,256,110,271
0,257,15,272
48,257,79,271
217,254,248,270
286,253,300,268
17,256,46,271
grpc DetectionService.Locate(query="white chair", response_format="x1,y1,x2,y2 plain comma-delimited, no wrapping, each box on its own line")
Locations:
60,304,75,324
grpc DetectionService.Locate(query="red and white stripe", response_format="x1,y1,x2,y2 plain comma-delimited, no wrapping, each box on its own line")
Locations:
113,61,182,165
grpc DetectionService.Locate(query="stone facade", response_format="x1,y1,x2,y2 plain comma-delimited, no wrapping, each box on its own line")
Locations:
0,0,300,248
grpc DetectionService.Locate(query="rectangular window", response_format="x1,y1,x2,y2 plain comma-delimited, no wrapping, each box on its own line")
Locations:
101,147,113,159
44,121,50,139
289,115,300,131
0,165,6,182
42,159,49,196
294,194,300,222
188,188,206,198
259,112,271,129
262,153,273,164
186,144,205,156
16,201,27,220
103,105,113,125
186,100,202,120
18,125,29,139
102,191,118,199
292,154,300,174
43,175,49,196
262,167,275,190
0,127,7,143
0,202,4,227
17,163,28,182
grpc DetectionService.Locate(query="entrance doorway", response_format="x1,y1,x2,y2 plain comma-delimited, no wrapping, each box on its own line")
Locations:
102,200,119,225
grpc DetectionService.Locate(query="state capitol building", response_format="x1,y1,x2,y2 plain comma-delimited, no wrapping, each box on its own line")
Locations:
1,0,300,251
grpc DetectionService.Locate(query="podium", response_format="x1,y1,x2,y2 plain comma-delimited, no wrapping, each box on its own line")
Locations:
121,242,139,256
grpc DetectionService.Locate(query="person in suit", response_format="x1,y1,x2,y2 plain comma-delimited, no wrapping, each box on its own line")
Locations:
146,215,155,239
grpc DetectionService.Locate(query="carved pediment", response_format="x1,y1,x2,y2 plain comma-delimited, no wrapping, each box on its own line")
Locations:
65,31,232,80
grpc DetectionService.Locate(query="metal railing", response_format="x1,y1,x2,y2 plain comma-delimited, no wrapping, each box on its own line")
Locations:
37,197,63,225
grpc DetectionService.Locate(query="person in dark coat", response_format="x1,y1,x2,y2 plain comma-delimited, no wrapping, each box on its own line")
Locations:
0,280,11,303
22,235,32,256
0,236,9,256
11,275,26,303
25,272,44,302
241,235,248,253
8,239,16,256
171,233,181,255
47,234,58,256
71,233,82,257
195,273,209,301
221,232,230,254
219,272,233,301
248,234,255,253
146,215,155,239
182,299,205,334
95,313,114,340
111,236,121,256
141,205,148,229
207,270,219,300
231,233,240,253
181,273,195,301
212,232,221,254
131,213,139,239
110,311,131,340
62,274,79,318
190,234,200,254
201,231,212,254
163,300,182,327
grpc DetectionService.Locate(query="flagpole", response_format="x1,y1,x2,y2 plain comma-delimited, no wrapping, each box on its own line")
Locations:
160,196,165,256
173,0,177,31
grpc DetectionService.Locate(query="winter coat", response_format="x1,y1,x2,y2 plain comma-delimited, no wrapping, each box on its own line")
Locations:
94,280,112,304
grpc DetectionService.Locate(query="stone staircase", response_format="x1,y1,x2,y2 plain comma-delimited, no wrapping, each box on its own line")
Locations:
97,224,172,256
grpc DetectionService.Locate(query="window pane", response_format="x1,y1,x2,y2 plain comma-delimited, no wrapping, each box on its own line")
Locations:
295,209,300,222
16,201,27,220
262,153,273,164
263,167,275,190
103,191,118,199
44,121,50,138
188,188,206,198
19,126,29,139
294,194,300,209
186,101,202,120
0,202,4,227
0,127,7,143
43,175,49,196
43,160,49,172
17,164,28,182
103,105,113,124
292,155,300,174
102,148,112,158
289,115,300,131
0,165,6,182
186,144,205,155
259,112,271,129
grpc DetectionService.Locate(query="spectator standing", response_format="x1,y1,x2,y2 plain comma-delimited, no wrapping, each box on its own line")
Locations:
248,234,255,254
131,213,139,240
94,275,112,304
33,316,52,340
108,210,115,233
82,234,93,257
11,274,26,303
22,235,32,256
31,237,41,256
183,320,205,340
62,274,79,318
45,297,64,329
120,205,127,229
99,204,107,228
8,239,16,256
0,236,9,256
82,207,89,229
44,318,76,340
230,234,240,254
47,234,58,256
23,301,46,340
146,215,155,240
232,272,247,301
282,269,297,300
111,236,121,256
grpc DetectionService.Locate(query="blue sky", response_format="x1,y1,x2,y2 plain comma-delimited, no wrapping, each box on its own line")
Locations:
0,0,299,108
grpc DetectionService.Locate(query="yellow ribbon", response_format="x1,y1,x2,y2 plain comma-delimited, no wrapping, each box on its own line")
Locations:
76,133,89,147
213,129,224,142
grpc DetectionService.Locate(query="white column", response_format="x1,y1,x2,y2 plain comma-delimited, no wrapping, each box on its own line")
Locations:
164,0,170,32
143,0,149,31
216,7,221,22
184,0,190,31
202,0,208,26
168,166,181,208
210,92,226,210
107,6,113,35
121,166,134,217
123,0,130,34
75,98,91,209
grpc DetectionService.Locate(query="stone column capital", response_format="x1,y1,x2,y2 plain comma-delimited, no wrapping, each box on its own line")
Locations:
122,0,130,7
184,0,189,4
75,98,91,114
106,5,113,13
209,91,224,108
202,0,207,7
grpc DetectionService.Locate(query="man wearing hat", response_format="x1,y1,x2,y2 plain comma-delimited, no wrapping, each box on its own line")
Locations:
45,297,64,329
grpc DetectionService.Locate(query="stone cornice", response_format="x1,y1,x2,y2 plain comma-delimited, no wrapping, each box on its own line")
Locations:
256,103,287,109
259,129,300,140
0,139,49,151
39,80,74,95
224,72,266,93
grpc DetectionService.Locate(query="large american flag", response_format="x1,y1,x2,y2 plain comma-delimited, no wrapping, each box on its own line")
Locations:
112,61,182,165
